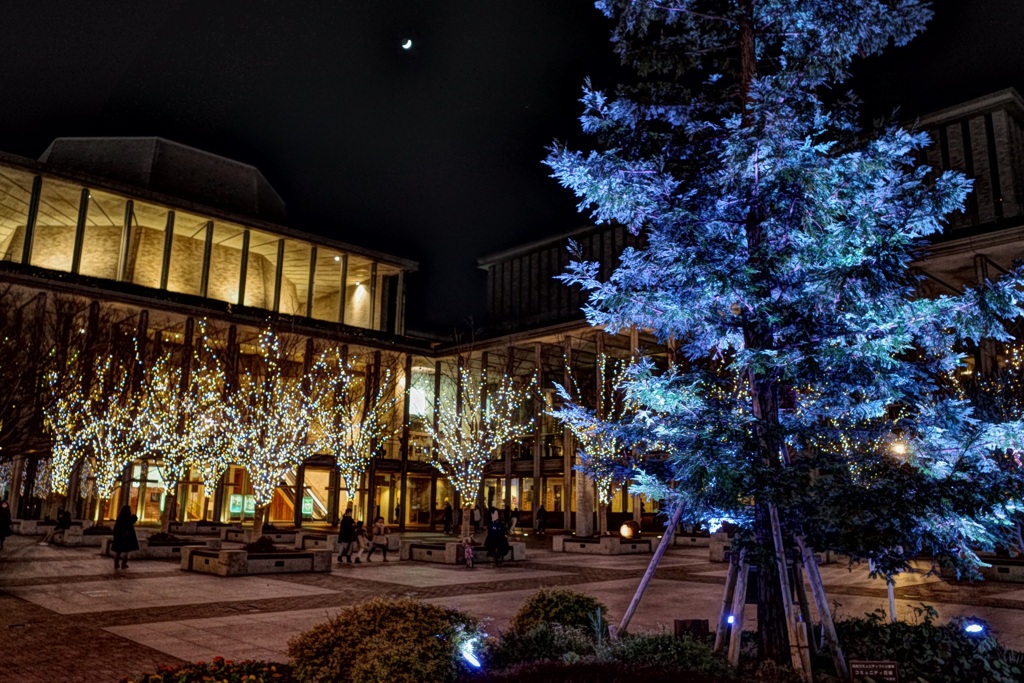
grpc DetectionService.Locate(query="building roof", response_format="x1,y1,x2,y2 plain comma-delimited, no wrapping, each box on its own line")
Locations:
38,136,288,224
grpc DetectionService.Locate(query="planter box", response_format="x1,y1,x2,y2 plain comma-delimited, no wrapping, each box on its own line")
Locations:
295,531,338,551
169,521,226,535
941,555,1024,583
220,527,297,545
709,532,732,562
100,537,219,558
674,533,711,548
399,539,527,564
181,546,333,576
552,535,653,555
64,526,113,547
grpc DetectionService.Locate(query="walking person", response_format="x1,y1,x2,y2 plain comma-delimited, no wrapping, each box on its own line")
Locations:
484,507,510,568
472,506,482,533
0,500,12,550
442,501,453,535
509,504,520,535
351,521,368,564
337,509,357,565
111,504,139,570
40,507,72,545
536,504,548,535
366,515,390,562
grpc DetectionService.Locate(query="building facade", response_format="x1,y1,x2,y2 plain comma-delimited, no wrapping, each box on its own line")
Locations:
4,88,1024,534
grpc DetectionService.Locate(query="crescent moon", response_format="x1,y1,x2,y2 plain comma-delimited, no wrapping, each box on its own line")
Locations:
401,39,413,50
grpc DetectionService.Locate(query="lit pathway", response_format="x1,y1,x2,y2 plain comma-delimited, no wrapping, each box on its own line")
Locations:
2,533,1023,682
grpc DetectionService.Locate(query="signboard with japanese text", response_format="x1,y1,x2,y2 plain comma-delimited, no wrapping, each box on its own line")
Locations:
850,660,898,682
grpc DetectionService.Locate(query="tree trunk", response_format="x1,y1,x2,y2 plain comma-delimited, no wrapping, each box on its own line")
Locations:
251,503,270,539
160,485,178,533
617,504,683,635
755,505,791,662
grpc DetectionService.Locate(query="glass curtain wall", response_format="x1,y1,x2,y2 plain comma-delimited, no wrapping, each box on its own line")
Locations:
279,239,311,317
126,201,170,289
0,165,33,263
29,176,80,272
166,211,209,296
79,189,128,280
244,229,280,310
208,223,245,304
312,248,345,322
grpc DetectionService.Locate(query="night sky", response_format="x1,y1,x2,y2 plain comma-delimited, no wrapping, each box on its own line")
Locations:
0,1,1021,333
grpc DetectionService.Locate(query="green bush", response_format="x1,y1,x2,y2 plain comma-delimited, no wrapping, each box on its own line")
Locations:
833,608,1024,683
461,659,727,682
121,656,295,682
612,633,733,678
509,588,608,634
287,597,480,683
486,623,598,669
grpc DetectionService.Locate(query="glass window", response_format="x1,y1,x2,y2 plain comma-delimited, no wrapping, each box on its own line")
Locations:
208,222,245,304
302,467,332,524
0,165,35,263
222,465,256,522
243,229,280,310
311,248,344,322
279,239,312,316
126,201,171,289
345,255,374,328
79,189,127,280
30,176,82,272
405,475,432,526
166,211,208,297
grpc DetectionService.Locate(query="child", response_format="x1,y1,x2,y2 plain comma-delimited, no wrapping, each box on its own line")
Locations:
461,531,475,569
350,521,369,564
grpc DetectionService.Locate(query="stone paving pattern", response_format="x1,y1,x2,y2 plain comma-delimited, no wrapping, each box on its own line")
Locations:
2,531,1024,682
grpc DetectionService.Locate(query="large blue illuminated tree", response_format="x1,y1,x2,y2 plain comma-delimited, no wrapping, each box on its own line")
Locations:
548,0,1024,674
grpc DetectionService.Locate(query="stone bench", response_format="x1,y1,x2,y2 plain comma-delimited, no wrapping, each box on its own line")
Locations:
100,537,220,559
220,527,297,545
181,546,333,576
295,531,338,551
169,521,227,535
709,532,733,562
552,535,653,555
941,555,1024,583
400,539,527,564
675,533,711,548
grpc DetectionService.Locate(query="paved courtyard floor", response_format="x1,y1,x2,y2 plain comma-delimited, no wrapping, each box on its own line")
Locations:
2,532,1024,682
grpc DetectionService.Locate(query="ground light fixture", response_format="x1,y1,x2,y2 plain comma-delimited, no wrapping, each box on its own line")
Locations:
964,621,985,635
460,640,481,668
727,615,735,625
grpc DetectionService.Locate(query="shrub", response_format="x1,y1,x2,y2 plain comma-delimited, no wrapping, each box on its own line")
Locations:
244,536,279,553
486,623,598,669
612,633,733,678
832,608,1024,683
287,597,480,683
460,660,726,683
509,588,608,634
121,656,295,682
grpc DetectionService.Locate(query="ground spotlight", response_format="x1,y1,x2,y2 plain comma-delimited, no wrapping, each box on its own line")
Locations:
727,615,735,625
964,621,985,635
461,641,481,668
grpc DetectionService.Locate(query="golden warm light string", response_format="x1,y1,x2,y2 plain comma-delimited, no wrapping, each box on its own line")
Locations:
426,365,535,502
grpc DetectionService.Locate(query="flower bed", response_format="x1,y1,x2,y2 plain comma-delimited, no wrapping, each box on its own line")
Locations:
181,546,333,576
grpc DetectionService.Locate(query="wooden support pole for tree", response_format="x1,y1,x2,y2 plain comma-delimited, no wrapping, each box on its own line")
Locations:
728,553,749,668
793,560,817,658
887,579,897,624
616,503,683,636
769,504,807,678
714,554,740,652
796,535,849,681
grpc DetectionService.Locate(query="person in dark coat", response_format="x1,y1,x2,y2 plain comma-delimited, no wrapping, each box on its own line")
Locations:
442,502,453,535
111,504,139,570
337,509,358,564
484,507,510,567
0,500,12,550
536,505,548,535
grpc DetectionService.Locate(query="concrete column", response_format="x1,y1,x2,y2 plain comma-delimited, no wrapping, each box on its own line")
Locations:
532,343,542,525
